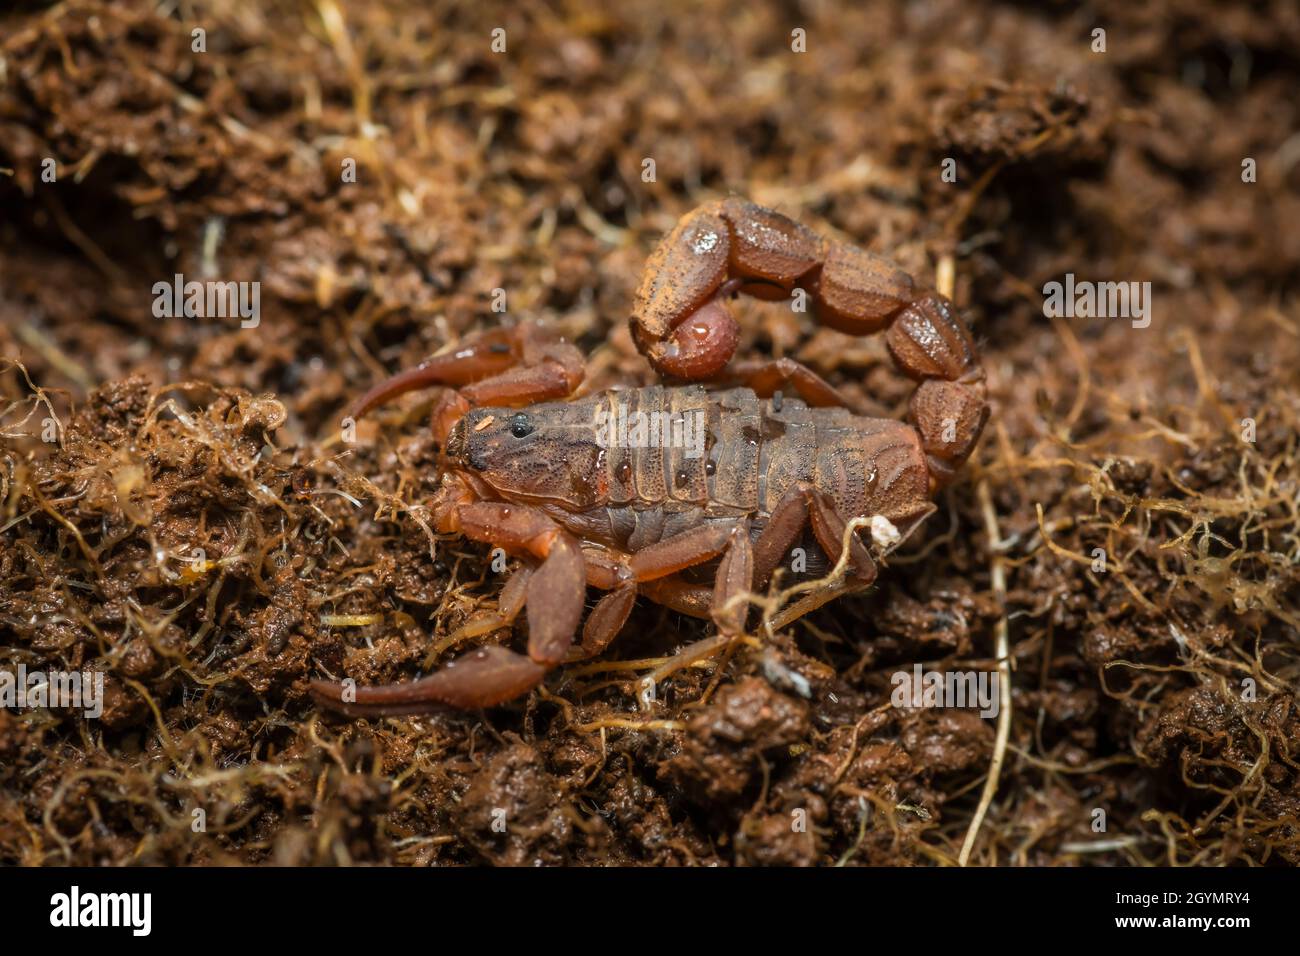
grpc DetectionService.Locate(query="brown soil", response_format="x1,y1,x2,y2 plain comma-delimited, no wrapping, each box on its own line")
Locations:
1,0,1298,866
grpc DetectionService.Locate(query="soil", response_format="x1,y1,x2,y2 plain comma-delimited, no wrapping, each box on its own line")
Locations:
1,0,1298,866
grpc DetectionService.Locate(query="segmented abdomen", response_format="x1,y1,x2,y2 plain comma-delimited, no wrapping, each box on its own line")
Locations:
597,385,929,551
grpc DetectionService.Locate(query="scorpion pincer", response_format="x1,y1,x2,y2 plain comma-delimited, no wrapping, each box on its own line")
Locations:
310,197,988,714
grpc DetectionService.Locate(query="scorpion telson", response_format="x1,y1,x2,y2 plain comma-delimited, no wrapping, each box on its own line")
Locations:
311,198,988,714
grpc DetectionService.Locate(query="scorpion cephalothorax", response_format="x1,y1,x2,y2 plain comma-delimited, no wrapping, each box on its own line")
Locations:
311,198,988,714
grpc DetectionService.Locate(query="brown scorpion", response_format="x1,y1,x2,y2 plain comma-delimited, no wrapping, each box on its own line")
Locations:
310,198,988,714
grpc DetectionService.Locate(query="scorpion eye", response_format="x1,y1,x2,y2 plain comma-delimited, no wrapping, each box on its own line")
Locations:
510,414,534,438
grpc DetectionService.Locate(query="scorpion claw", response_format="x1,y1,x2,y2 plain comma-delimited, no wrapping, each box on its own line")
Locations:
310,646,548,715
525,534,586,665
309,530,583,715
348,324,585,425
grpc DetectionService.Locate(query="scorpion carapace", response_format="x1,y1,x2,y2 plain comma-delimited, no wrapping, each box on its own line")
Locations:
310,198,988,715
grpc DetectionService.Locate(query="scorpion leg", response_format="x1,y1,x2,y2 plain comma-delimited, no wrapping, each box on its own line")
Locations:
636,576,714,618
806,489,877,585
584,509,852,645
627,520,742,581
723,356,854,410
711,520,753,635
445,502,588,670
750,482,877,590
751,484,812,587
309,503,586,713
572,520,752,656
643,576,862,634
640,488,881,635
578,586,638,659
349,323,585,419
727,487,880,634
423,563,534,665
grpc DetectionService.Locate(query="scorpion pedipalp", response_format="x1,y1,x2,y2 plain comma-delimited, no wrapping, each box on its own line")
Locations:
310,501,588,714
348,322,585,424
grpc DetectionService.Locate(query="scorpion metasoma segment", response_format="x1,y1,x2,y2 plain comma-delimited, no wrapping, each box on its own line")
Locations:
310,197,988,715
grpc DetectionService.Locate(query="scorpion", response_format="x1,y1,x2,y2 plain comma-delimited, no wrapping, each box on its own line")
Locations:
310,197,988,715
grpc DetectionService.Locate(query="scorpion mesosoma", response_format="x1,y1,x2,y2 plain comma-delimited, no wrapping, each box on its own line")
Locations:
310,197,988,715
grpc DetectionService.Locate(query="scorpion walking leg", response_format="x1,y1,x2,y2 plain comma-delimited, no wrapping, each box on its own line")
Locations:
578,586,639,659
636,577,714,619
576,520,753,657
723,356,855,410
647,489,877,634
749,488,879,632
310,503,586,713
644,571,863,632
805,489,877,585
751,484,812,587
586,499,869,650
750,482,877,590
422,564,534,665
711,520,753,635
